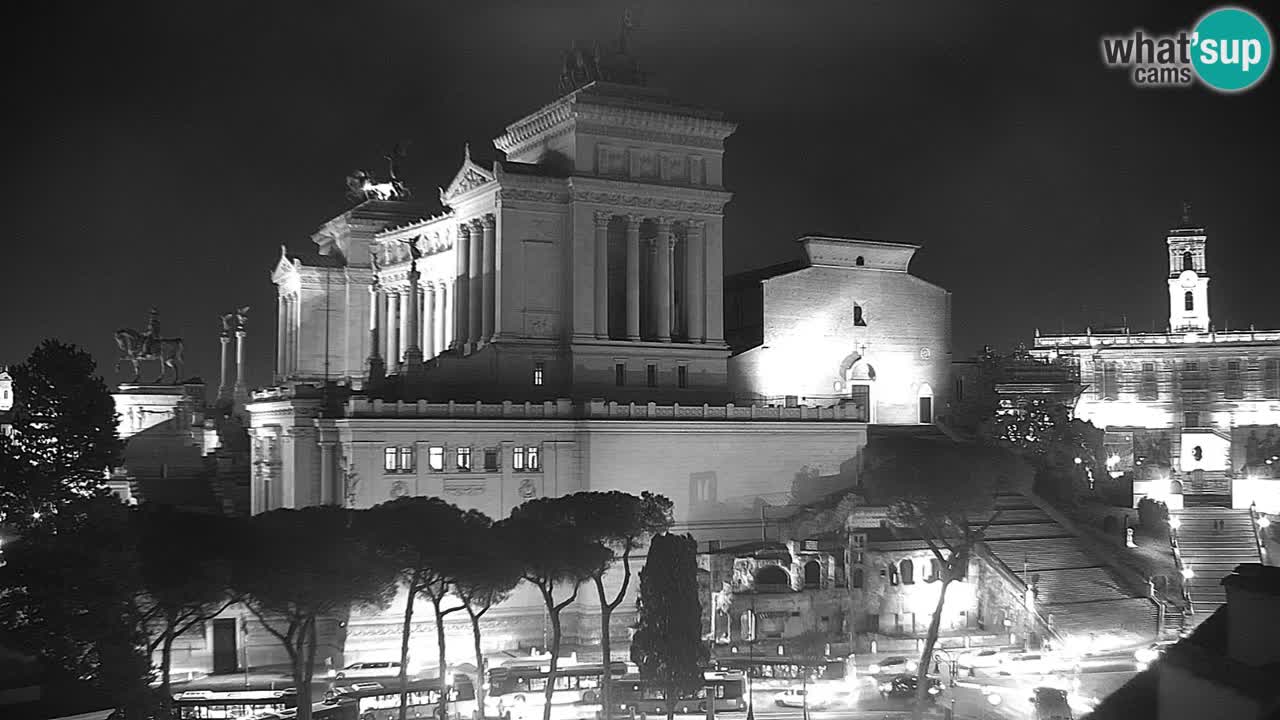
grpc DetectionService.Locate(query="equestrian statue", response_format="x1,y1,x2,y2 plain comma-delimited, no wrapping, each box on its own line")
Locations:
114,307,185,384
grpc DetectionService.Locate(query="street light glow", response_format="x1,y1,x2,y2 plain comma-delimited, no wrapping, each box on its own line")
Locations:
1181,566,1195,580
1259,516,1272,529
1169,518,1181,530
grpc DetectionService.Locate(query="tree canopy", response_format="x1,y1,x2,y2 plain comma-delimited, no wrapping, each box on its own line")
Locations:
631,533,706,720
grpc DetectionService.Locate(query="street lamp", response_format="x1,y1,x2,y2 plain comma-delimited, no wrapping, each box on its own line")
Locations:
1169,517,1181,531
1181,566,1195,580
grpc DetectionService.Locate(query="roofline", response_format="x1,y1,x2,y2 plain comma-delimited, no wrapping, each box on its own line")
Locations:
797,234,921,249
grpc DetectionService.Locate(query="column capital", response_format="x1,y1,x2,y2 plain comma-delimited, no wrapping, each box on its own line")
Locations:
625,213,643,229
655,217,674,233
593,210,612,228
469,217,486,231
686,218,706,234
458,222,472,237
481,213,497,229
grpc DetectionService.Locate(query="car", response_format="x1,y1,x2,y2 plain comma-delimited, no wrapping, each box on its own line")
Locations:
867,656,918,676
772,689,808,708
1134,640,1178,668
995,652,1056,676
877,674,941,703
333,661,402,680
956,648,1006,672
1029,686,1073,720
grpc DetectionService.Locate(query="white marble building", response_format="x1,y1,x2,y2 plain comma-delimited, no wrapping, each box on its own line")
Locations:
1030,212,1280,513
243,79,953,670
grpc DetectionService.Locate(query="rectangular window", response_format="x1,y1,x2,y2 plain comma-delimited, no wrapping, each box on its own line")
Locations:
847,385,870,422
1266,359,1280,398
615,362,626,386
1184,361,1199,372
513,446,525,471
1142,362,1155,372
456,447,472,471
527,445,541,471
533,362,544,386
483,448,499,471
398,447,414,472
646,364,657,387
428,446,445,472
384,447,397,473
1102,362,1118,400
918,396,933,423
1184,412,1200,428
1226,359,1243,399
385,446,414,473
677,365,688,388
1227,360,1241,371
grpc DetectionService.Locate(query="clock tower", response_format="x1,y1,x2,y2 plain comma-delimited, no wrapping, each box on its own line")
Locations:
1166,203,1210,333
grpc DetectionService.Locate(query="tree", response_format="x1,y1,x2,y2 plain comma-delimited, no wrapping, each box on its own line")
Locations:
567,491,673,717
135,506,241,717
235,507,398,720
0,340,123,531
0,495,153,719
453,517,523,718
860,434,1027,720
364,497,481,720
499,498,610,720
630,533,707,720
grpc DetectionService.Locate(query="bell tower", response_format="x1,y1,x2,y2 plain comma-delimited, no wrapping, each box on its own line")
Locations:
1167,202,1210,333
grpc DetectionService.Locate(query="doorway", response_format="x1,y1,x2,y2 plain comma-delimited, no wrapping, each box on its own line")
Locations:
212,618,239,674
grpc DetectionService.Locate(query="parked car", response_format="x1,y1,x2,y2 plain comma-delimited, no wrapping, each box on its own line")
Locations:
333,661,402,680
877,674,941,703
1029,686,1073,720
867,656,918,676
772,689,808,708
957,648,1006,672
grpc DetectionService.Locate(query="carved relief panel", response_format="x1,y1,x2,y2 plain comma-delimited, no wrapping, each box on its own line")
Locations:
597,146,626,176
631,150,658,180
662,154,688,183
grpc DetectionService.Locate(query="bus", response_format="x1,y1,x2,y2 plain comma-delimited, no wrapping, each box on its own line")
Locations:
613,672,748,716
485,660,632,720
711,656,856,690
172,688,299,719
327,675,477,720
242,701,358,720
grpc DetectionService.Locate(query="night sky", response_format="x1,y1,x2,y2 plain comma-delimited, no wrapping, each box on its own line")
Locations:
4,1,1278,390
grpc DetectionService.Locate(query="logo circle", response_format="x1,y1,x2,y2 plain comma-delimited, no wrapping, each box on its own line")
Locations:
1192,7,1273,92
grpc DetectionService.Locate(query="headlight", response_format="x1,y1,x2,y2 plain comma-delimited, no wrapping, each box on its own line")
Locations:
928,687,940,695
1134,648,1158,664
868,665,881,674
878,683,891,693
906,661,918,672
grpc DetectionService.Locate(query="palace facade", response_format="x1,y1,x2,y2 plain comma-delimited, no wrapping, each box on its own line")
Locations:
1030,213,1280,513
238,76,955,670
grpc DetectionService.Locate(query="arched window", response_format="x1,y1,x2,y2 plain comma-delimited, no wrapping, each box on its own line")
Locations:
855,256,865,266
1183,251,1193,271
900,559,915,585
1185,291,1194,311
852,568,864,589
1170,480,1183,495
853,305,866,327
928,558,941,582
755,565,789,587
803,560,821,588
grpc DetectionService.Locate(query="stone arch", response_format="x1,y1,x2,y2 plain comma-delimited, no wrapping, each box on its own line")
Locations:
1170,480,1183,495
1183,251,1193,271
856,256,865,266
755,565,789,587
803,560,821,588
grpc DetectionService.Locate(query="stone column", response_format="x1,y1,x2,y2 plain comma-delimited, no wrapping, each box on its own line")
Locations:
275,296,287,381
593,211,610,338
219,332,232,400
403,263,423,372
366,284,384,383
319,441,336,505
625,215,641,341
438,284,450,353
386,290,400,367
685,220,706,343
424,284,437,358
469,219,484,348
454,224,470,349
655,218,673,342
288,295,299,376
481,214,496,343
399,287,414,369
705,219,726,344
234,328,248,403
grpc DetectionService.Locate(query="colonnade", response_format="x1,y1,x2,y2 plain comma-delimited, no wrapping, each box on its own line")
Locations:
593,212,710,343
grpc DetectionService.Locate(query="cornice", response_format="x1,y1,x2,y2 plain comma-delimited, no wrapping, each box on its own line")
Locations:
568,177,733,216
576,122,725,150
494,101,575,154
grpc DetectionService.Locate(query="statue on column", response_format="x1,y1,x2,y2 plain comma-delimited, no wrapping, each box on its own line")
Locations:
114,308,185,384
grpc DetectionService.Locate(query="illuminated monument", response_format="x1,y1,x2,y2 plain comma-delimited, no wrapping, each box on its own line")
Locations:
1030,205,1280,514
243,34,953,668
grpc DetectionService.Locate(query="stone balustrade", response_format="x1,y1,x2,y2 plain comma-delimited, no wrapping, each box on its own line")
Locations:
340,397,869,421
1035,329,1280,349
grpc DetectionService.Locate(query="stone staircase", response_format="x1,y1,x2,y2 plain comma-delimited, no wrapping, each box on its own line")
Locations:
977,495,1159,642
1172,507,1261,629
1180,470,1232,507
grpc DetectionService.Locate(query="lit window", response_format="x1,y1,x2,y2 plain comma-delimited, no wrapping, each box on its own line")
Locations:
647,364,657,387
428,446,445,472
398,447,414,472
513,446,525,470
385,446,414,473
456,447,472,471
527,445,540,471
384,447,397,473
1185,291,1194,311
484,448,499,471
615,363,626,386
533,362,544,386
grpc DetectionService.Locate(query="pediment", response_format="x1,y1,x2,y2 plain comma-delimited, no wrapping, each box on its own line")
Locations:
440,146,495,205
271,246,299,284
